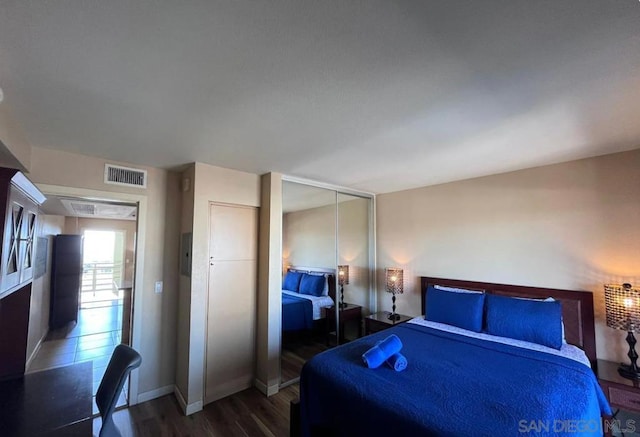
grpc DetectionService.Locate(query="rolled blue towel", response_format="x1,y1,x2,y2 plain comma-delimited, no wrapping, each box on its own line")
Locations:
386,353,407,372
378,334,403,356
362,334,403,368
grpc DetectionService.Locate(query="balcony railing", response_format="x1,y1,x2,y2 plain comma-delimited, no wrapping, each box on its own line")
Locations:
82,262,123,296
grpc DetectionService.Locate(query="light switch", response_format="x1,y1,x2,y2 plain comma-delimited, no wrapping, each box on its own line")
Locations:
155,281,163,294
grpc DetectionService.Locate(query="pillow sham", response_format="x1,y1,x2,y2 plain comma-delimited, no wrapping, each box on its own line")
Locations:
299,273,326,297
283,271,303,292
485,294,563,350
306,272,329,296
425,285,485,332
515,296,567,343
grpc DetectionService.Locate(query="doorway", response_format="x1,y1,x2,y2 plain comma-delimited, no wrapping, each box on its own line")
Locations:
27,199,138,412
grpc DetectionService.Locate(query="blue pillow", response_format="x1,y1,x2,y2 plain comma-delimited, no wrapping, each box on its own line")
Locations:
425,285,485,332
283,271,303,292
485,294,563,350
299,273,326,297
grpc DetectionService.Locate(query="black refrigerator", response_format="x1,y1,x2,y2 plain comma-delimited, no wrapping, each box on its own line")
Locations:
50,234,83,329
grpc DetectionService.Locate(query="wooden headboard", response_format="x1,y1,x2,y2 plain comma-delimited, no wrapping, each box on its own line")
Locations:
420,277,597,369
288,266,337,302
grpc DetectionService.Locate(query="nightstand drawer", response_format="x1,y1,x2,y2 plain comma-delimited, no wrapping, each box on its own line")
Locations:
609,386,640,413
366,321,387,335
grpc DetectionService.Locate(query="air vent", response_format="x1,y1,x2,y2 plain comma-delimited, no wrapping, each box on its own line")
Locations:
71,203,96,215
104,164,147,188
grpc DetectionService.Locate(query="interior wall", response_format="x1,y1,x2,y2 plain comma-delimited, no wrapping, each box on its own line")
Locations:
376,149,640,363
283,198,370,310
177,162,260,413
26,146,180,399
64,217,137,281
26,214,65,364
283,204,335,270
0,104,31,171
338,197,370,311
256,172,282,396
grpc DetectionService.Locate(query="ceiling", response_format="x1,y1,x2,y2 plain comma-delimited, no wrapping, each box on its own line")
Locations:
0,1,639,194
42,196,137,221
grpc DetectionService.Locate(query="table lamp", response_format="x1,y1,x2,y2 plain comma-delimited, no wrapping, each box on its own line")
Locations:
385,268,403,321
605,283,640,380
338,265,349,309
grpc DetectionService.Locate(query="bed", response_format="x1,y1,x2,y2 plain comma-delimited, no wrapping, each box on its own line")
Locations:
296,277,610,437
282,267,335,332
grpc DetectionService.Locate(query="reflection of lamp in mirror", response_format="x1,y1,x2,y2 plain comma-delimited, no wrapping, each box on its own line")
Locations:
338,265,349,309
605,283,640,380
385,268,403,321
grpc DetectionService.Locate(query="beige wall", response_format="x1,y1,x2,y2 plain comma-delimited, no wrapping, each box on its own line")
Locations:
283,204,336,270
338,197,370,311
64,217,137,282
283,197,371,311
176,162,260,413
26,214,65,364
27,146,180,399
256,172,282,396
0,105,31,171
377,149,640,363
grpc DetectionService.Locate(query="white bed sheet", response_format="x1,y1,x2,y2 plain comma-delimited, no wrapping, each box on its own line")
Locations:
407,317,591,368
282,290,334,320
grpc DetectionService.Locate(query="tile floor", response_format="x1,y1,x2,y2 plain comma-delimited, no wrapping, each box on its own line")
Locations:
27,300,127,411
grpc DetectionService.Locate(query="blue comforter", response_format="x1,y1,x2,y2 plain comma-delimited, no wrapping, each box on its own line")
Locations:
282,293,313,331
300,323,611,437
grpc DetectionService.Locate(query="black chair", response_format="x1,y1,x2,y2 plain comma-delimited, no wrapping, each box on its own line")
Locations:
96,344,142,437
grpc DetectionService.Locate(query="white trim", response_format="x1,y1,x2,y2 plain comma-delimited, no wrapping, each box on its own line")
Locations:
35,183,147,406
174,386,203,416
137,384,175,403
370,194,378,314
254,378,280,397
25,330,48,371
282,174,375,198
279,377,299,389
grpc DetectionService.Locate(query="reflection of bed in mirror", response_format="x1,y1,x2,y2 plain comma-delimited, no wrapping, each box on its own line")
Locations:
282,267,335,333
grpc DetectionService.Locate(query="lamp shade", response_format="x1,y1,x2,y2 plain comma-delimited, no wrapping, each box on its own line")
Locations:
385,268,403,295
605,283,640,332
338,265,349,285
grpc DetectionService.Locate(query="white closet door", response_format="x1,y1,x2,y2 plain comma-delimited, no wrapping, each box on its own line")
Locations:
205,203,257,403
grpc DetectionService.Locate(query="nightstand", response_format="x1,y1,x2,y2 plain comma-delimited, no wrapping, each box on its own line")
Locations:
598,359,640,413
597,359,640,436
325,303,362,344
364,312,412,335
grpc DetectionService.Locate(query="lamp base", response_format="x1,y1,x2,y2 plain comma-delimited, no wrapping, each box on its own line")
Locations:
618,364,640,380
339,302,348,309
387,313,401,321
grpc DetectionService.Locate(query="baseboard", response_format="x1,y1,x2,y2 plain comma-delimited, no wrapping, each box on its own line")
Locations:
137,384,175,404
254,378,280,397
279,377,299,390
174,385,203,416
25,329,49,371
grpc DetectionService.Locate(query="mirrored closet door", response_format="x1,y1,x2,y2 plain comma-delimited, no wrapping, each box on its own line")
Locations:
280,182,337,385
336,193,372,343
280,180,374,387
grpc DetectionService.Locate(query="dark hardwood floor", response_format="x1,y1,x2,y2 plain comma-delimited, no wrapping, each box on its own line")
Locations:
93,385,299,437
281,335,329,383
